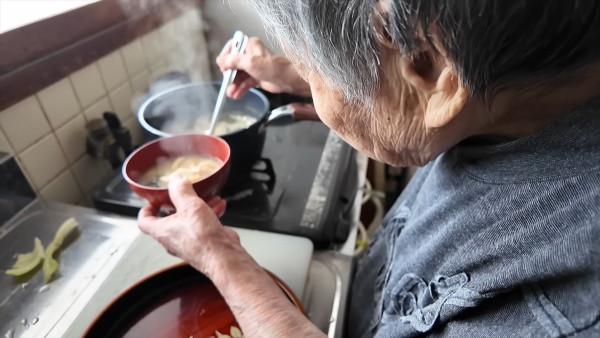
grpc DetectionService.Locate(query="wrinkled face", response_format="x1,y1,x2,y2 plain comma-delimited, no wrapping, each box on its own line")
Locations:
299,52,438,167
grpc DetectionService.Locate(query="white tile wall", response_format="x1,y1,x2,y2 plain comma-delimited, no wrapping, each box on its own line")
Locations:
19,134,68,190
121,40,148,78
183,9,212,82
131,70,151,94
98,51,129,92
71,63,107,108
141,30,165,65
83,97,114,122
159,20,178,50
0,129,14,154
149,59,169,80
71,156,109,194
0,96,51,153
40,169,82,205
0,10,211,205
37,78,82,129
166,47,189,73
170,12,191,39
109,82,134,122
55,114,87,164
185,8,205,33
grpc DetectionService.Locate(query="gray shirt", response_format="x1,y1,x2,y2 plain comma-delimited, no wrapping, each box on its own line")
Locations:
348,99,600,337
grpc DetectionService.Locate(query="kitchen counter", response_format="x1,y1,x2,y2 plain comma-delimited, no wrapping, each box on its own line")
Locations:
1,153,367,338
60,228,315,337
0,201,140,338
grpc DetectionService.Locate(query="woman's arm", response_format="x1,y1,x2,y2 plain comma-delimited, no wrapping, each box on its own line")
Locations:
138,174,324,337
208,242,324,337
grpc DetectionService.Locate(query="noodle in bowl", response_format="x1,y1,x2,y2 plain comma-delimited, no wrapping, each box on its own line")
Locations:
122,134,231,207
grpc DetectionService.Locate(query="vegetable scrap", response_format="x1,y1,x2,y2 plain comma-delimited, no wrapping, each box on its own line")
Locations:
5,217,79,283
43,217,78,283
5,237,44,276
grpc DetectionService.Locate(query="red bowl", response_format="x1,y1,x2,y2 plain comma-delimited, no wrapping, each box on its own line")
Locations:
122,134,230,207
83,262,305,338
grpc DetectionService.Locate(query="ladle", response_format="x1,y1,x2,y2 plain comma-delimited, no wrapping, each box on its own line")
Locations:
209,31,248,135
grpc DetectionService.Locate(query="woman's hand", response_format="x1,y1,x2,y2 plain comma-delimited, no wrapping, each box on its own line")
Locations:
138,173,325,337
216,37,312,99
138,173,239,275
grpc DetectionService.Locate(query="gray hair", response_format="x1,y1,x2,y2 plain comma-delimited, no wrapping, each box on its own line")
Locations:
251,0,600,104
251,0,381,105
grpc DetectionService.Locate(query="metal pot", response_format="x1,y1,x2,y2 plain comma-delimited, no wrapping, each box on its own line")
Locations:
137,82,320,186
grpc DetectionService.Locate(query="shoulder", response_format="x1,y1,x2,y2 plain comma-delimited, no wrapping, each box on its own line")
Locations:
374,176,600,337
375,270,600,337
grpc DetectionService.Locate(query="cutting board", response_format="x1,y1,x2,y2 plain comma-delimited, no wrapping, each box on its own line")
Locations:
232,227,314,299
61,227,314,337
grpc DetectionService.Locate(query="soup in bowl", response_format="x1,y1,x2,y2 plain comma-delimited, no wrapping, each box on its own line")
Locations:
122,134,230,208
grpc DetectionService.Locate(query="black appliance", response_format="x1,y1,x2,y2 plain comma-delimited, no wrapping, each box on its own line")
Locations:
92,95,358,249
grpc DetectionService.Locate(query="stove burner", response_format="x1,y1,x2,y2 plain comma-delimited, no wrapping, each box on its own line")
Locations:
220,158,285,223
92,117,357,249
222,158,276,196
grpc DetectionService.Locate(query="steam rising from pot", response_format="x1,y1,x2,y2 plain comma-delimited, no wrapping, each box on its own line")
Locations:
116,0,216,128
145,83,219,135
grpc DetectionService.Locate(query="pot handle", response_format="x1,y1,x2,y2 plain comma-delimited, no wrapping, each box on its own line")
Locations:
268,103,321,123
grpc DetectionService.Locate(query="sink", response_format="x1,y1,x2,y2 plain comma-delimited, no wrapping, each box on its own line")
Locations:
0,201,356,338
0,201,139,338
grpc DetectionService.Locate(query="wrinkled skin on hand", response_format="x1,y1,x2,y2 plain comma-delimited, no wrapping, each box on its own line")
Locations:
137,173,239,275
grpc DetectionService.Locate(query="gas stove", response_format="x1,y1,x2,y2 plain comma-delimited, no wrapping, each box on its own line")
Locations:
92,108,358,249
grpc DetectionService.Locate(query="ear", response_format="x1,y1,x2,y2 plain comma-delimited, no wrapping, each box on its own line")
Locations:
425,67,469,128
400,56,469,128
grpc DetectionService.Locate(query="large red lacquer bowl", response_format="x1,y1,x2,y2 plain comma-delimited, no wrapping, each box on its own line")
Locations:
83,262,305,338
122,134,230,208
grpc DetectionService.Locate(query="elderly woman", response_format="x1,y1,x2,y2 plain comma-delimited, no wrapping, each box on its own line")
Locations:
138,1,600,337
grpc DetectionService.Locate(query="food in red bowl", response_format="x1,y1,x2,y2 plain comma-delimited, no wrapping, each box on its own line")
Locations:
122,134,230,208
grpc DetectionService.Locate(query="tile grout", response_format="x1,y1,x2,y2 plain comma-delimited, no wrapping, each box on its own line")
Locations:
1,18,206,205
